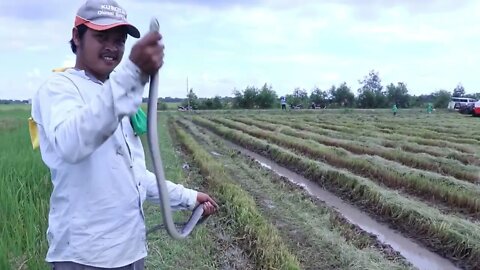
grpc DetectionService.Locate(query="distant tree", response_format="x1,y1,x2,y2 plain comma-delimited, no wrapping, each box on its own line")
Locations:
157,101,168,111
288,88,309,107
181,88,199,109
231,86,259,109
310,87,328,107
465,93,480,100
409,94,433,107
242,86,258,109
212,96,223,109
357,70,385,108
432,90,451,108
331,82,355,107
386,82,410,108
199,98,213,110
452,83,465,97
232,89,244,109
256,83,278,109
357,90,376,108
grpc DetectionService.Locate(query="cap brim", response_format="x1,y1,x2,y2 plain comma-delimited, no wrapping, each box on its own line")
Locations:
83,21,140,38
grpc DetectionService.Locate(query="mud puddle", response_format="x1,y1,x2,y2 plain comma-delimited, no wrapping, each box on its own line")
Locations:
221,139,460,270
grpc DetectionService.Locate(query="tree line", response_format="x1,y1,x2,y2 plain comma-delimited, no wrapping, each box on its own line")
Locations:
157,70,480,110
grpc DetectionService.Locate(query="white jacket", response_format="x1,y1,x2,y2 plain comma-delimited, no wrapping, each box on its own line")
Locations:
31,59,197,268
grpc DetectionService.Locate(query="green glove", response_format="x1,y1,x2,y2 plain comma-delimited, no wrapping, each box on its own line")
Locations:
130,108,147,136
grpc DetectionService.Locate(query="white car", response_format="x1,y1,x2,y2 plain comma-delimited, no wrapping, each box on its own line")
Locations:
448,97,477,110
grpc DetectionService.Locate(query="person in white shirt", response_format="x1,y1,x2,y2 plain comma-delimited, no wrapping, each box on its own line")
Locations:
30,0,218,269
280,96,286,110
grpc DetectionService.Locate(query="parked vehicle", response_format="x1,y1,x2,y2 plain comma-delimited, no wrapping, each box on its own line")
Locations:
473,101,480,117
458,103,475,115
448,97,477,110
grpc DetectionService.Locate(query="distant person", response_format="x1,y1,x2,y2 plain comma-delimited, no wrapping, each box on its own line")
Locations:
311,102,316,109
392,104,398,116
427,103,434,114
280,96,287,110
30,0,218,269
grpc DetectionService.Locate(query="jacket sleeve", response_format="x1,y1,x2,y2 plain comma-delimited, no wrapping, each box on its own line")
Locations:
143,170,198,211
33,59,148,164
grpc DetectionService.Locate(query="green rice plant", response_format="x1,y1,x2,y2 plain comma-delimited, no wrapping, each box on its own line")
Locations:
0,113,51,270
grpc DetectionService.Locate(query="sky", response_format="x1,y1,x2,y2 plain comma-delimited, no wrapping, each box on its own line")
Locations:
1,0,479,100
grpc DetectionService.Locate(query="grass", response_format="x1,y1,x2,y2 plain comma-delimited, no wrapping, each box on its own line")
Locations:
0,108,51,270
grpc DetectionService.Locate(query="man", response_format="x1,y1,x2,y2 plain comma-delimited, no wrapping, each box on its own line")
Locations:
280,96,286,110
392,104,398,116
30,0,218,269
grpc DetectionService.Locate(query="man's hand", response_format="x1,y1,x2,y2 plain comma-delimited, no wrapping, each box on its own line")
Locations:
129,31,164,75
196,192,219,217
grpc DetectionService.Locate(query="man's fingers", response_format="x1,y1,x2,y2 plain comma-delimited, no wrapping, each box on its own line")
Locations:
207,196,219,208
202,202,211,215
207,197,219,209
201,201,217,215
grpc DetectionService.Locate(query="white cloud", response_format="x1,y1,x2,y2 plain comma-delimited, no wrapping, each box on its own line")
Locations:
0,17,72,51
1,0,480,100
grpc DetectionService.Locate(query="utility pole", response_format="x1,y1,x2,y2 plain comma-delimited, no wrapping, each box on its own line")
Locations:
187,76,190,110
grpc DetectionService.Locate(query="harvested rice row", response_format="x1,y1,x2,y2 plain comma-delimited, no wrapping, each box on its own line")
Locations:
177,117,414,270
251,114,478,157
172,120,301,270
255,113,475,153
297,114,480,143
191,115,480,270
301,118,476,154
208,117,480,216
228,116,479,183
248,115,480,166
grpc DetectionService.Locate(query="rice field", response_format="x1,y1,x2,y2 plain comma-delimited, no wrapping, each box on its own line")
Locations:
179,109,480,269
1,106,479,269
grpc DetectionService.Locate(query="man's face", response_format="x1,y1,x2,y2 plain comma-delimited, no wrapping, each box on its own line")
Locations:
74,26,127,81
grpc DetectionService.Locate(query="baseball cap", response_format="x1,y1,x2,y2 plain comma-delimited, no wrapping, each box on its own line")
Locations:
74,0,140,38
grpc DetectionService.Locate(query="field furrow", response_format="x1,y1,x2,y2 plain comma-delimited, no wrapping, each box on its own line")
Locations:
229,116,480,181
190,115,480,269
248,115,480,165
176,117,414,269
205,116,480,217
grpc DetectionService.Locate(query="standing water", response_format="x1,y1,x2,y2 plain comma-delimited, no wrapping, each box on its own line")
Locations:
225,140,460,270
